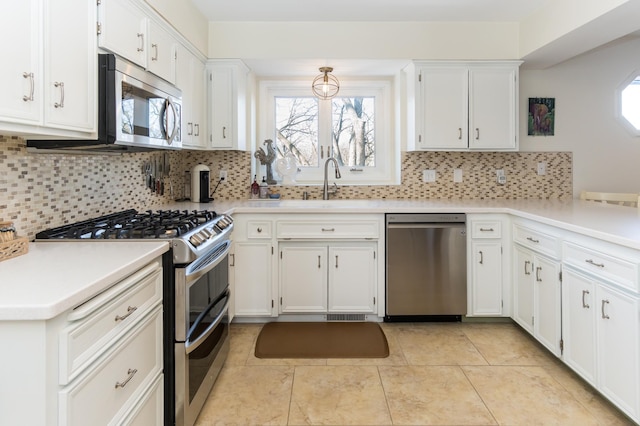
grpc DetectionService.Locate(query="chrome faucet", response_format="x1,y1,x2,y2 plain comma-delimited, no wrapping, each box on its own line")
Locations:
323,157,342,200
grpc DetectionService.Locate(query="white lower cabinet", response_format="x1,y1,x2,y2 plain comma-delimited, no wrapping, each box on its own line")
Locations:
512,221,562,356
279,241,377,314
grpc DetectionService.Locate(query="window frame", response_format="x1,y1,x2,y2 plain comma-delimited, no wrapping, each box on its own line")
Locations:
258,78,398,185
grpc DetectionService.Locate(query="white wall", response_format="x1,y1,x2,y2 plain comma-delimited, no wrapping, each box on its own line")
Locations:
145,0,208,55
519,36,640,197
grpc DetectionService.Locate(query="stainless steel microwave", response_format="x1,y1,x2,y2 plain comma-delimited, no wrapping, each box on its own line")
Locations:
28,54,182,152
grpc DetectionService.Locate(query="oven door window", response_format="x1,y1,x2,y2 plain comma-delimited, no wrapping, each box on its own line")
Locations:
185,258,229,403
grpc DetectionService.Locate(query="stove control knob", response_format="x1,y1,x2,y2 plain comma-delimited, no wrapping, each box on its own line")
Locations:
189,233,204,247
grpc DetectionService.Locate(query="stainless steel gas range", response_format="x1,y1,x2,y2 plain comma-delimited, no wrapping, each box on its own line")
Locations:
36,209,234,426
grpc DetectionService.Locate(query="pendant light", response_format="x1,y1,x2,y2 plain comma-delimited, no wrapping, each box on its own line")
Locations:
312,67,340,100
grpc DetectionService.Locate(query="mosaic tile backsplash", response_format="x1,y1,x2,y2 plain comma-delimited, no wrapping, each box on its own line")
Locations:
1,135,572,240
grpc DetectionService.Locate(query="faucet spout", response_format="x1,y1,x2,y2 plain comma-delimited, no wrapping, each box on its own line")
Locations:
323,157,341,200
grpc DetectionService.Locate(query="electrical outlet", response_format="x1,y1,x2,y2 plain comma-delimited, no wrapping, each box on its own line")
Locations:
537,162,547,175
423,169,436,183
496,169,506,185
219,170,227,180
453,169,463,183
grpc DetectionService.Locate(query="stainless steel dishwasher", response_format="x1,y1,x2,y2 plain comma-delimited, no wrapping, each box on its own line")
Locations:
385,213,467,321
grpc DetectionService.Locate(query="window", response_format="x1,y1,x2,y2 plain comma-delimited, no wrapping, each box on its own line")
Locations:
617,71,640,136
260,79,397,185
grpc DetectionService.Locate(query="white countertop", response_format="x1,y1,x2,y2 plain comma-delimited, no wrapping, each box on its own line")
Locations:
0,241,168,321
164,198,640,250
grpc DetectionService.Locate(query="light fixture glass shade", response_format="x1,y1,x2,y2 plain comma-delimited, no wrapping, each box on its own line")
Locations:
312,67,340,100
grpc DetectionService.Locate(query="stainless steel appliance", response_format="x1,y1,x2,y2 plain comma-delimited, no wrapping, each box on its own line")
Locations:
35,209,233,426
27,54,182,152
385,213,467,321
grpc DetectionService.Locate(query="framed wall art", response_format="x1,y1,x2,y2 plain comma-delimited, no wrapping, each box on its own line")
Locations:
528,97,555,136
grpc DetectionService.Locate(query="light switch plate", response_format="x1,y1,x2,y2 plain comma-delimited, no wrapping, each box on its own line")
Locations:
423,169,436,182
453,169,463,182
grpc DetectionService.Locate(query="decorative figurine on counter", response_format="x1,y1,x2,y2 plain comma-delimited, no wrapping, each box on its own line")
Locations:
254,139,277,184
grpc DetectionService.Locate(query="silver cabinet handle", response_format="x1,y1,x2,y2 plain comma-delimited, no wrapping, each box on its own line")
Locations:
151,43,158,61
222,126,226,139
194,123,200,136
601,299,610,319
137,33,144,52
115,368,138,389
22,72,34,102
256,227,262,233
582,290,590,309
54,82,64,108
526,237,540,243
475,128,480,140
479,228,494,232
229,253,235,267
478,250,484,265
321,228,335,232
524,260,531,275
187,122,193,136
535,266,542,282
317,255,321,268
458,127,462,140
114,306,137,322
586,259,605,268
335,255,339,268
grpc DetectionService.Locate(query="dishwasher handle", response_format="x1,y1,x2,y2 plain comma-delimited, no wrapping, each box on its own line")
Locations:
387,223,466,230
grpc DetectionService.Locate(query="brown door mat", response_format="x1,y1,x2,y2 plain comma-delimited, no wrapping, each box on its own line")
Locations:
254,321,389,359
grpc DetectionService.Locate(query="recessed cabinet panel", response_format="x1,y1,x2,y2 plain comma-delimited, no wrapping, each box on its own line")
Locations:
146,20,175,84
98,0,147,68
279,245,328,313
232,242,274,316
470,241,503,315
328,244,376,313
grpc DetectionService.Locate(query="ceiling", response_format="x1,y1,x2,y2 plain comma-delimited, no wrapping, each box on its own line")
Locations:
191,0,544,22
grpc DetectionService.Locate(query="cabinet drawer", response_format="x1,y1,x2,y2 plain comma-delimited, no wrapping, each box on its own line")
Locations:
471,220,502,239
114,373,164,426
247,220,272,239
59,307,163,426
277,221,379,239
59,268,162,385
563,242,639,291
513,224,560,258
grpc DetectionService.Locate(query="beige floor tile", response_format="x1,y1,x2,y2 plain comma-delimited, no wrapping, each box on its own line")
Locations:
463,365,601,425
288,365,392,425
542,359,636,425
396,323,489,366
379,365,497,425
461,323,557,366
195,365,294,426
225,324,261,366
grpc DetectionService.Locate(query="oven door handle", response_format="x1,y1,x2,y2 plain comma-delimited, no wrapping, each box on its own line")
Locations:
185,289,230,354
185,240,231,284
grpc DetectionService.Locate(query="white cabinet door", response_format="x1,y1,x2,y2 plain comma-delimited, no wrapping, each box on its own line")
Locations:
208,60,249,150
232,242,274,317
468,66,517,150
209,65,234,149
533,254,562,356
328,244,376,313
469,241,503,315
279,244,327,313
98,0,147,68
419,66,468,150
191,58,206,147
44,0,96,132
597,284,640,418
513,245,534,333
146,20,175,84
0,0,41,124
176,46,206,149
562,268,597,385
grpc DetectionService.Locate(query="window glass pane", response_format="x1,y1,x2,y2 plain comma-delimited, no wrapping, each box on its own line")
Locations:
622,77,640,130
275,97,319,167
332,97,375,167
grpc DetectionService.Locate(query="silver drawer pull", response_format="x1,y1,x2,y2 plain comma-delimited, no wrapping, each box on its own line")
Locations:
535,266,542,282
478,250,484,265
256,227,262,233
115,368,138,389
136,33,144,52
321,228,335,232
479,228,494,232
349,168,363,172
317,255,321,269
601,299,610,319
582,290,590,309
114,306,137,322
335,255,339,268
526,237,539,243
54,81,64,108
585,259,605,268
524,260,531,275
22,72,34,102
151,43,158,61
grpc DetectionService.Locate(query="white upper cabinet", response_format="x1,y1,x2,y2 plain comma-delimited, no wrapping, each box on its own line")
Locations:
406,61,520,151
98,0,147,69
146,20,176,85
0,0,96,135
208,60,251,151
176,45,206,149
0,0,41,125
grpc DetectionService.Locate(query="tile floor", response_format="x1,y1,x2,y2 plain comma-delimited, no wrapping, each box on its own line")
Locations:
195,321,635,425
